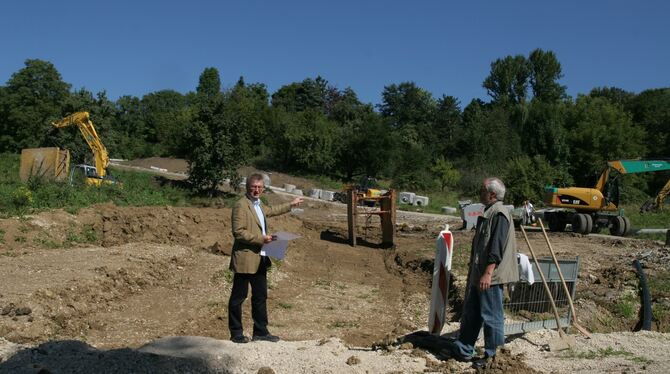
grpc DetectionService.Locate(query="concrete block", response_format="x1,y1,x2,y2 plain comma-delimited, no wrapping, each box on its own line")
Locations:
309,188,321,199
413,195,429,206
261,173,271,188
292,189,303,196
283,184,296,193
442,206,458,214
462,203,485,230
320,190,335,201
399,192,415,205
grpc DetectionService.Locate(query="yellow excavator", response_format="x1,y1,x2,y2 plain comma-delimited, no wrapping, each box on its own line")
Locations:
544,159,670,236
640,179,670,213
52,111,118,187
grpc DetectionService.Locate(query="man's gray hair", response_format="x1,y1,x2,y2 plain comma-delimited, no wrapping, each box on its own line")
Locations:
484,177,506,201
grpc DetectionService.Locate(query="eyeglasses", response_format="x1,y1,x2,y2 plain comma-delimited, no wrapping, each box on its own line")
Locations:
249,185,264,190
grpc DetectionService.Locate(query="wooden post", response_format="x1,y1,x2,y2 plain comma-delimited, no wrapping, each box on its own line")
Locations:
380,190,396,246
347,189,357,246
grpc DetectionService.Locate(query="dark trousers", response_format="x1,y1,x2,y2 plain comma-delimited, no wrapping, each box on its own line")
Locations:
228,264,269,338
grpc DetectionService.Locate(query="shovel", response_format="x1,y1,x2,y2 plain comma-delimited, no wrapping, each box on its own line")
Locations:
537,218,592,339
520,225,576,351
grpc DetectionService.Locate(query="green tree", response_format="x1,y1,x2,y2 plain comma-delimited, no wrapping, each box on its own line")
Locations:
589,86,635,108
185,67,245,194
457,101,521,172
483,55,530,105
141,90,190,156
628,88,670,158
225,77,270,163
431,157,461,191
378,82,436,129
280,109,339,173
566,95,646,185
521,100,570,165
0,59,71,152
433,95,462,158
271,76,329,113
336,110,394,180
501,155,572,205
528,49,566,102
114,95,150,159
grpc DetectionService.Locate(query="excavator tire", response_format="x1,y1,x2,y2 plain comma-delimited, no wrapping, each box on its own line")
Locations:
572,214,588,234
622,216,632,236
609,216,626,236
584,214,593,235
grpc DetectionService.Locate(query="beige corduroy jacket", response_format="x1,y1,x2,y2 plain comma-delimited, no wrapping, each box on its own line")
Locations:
229,196,291,274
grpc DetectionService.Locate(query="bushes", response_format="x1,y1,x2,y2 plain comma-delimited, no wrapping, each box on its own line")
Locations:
0,154,193,217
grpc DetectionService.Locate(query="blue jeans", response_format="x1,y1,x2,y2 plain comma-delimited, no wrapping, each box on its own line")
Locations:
453,284,504,358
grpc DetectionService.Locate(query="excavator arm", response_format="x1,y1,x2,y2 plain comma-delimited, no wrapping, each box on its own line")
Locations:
52,112,109,179
640,178,670,213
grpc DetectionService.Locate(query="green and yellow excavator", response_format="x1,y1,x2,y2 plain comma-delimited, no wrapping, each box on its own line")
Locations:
544,159,670,236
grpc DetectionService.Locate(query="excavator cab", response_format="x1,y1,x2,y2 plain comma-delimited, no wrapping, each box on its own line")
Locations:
69,164,118,187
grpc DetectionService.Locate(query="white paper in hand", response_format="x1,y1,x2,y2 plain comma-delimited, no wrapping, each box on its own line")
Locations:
260,231,301,259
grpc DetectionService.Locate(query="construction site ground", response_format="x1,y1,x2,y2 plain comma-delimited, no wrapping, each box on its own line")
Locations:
1,158,669,373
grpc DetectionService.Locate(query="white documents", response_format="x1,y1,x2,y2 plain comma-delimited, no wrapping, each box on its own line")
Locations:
260,231,300,260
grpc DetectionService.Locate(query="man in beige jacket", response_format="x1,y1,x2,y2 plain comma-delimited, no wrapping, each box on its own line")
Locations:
228,173,303,343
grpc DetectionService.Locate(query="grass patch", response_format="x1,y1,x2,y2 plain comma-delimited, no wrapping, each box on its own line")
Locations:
277,302,294,310
328,320,359,329
561,347,652,364
33,233,62,249
206,300,226,308
648,270,670,298
622,204,670,229
64,224,99,246
315,279,332,288
397,189,461,214
614,292,638,319
211,269,234,283
0,229,4,243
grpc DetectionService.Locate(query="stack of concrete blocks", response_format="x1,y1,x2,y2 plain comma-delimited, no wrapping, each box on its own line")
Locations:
239,177,247,189
292,189,304,196
320,190,335,201
399,192,415,205
413,195,429,206
461,203,485,230
309,188,321,199
283,184,296,193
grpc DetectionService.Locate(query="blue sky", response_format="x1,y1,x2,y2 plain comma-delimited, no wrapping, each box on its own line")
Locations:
1,1,668,107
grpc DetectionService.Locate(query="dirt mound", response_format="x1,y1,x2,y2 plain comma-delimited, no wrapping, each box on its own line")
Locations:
2,194,670,372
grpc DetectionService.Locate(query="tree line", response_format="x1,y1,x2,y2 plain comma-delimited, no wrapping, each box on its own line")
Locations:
0,49,668,204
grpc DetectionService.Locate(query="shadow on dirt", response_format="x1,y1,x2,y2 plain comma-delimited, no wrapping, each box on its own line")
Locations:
0,340,223,374
395,330,458,355
319,229,393,249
